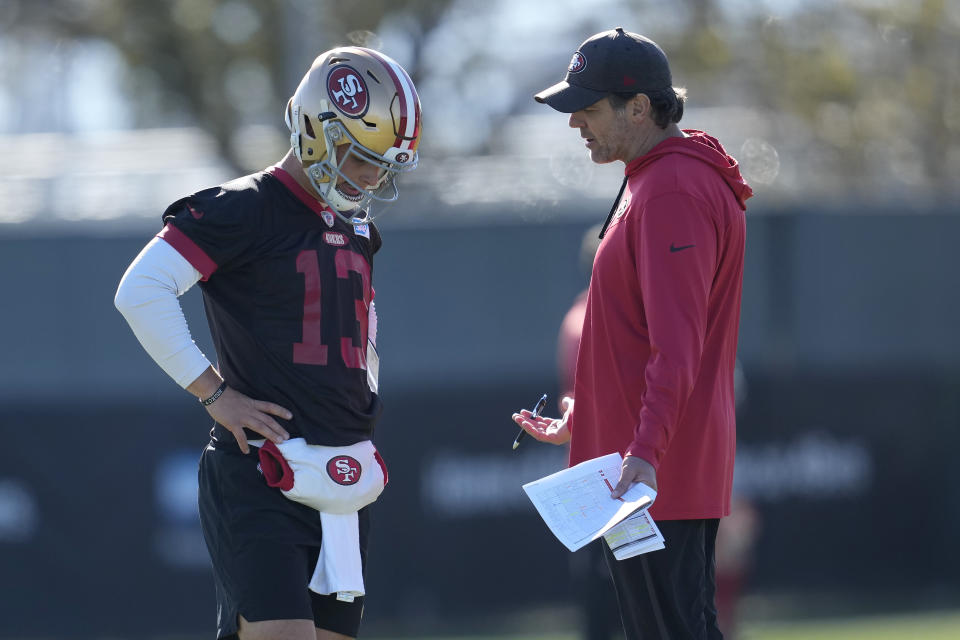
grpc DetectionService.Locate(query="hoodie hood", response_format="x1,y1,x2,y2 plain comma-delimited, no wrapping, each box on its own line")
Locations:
625,129,753,210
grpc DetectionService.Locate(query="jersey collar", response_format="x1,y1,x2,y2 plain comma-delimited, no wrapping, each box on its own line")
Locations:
267,165,335,219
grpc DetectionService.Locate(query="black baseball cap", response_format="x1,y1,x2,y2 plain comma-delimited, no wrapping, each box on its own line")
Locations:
535,27,673,113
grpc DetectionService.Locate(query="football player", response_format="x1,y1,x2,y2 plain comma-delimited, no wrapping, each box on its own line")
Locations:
115,46,421,640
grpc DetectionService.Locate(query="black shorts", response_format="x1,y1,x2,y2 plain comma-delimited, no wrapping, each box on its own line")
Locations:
197,442,370,639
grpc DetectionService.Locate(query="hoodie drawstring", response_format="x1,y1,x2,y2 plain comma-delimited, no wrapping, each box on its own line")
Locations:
598,175,629,240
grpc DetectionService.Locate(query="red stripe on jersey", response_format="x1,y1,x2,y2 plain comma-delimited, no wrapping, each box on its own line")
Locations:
157,223,217,281
365,50,419,150
268,165,334,219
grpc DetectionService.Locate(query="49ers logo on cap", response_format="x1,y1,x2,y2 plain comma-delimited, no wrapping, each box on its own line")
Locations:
327,455,361,485
395,151,411,163
568,51,586,73
327,65,368,117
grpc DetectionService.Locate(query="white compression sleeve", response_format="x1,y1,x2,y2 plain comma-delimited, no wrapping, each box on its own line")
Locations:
114,236,212,388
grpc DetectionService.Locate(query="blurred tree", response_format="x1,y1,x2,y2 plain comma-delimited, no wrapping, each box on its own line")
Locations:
6,0,958,199
15,0,451,173
331,0,448,84
650,0,960,197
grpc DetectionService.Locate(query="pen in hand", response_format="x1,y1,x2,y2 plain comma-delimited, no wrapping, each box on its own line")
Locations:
512,393,548,450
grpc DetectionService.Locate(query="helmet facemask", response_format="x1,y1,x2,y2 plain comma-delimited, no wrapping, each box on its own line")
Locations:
303,119,418,223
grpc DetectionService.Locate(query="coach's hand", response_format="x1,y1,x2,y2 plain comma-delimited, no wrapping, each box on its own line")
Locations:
204,386,292,454
611,455,657,498
512,396,574,445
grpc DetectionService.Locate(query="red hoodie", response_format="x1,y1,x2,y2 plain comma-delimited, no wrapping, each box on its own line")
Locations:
569,130,752,520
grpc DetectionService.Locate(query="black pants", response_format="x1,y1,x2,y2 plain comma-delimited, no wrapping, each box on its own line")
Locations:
571,540,620,640
603,519,722,640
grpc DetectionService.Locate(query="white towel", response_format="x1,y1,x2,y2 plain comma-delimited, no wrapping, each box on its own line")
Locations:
253,438,388,602
310,512,364,602
257,438,387,514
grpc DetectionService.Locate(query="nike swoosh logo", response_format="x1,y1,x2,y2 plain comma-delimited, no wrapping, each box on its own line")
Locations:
187,203,204,219
670,243,695,253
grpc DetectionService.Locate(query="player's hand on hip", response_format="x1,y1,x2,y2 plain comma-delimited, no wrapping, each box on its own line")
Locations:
204,386,292,454
611,455,657,498
511,396,574,445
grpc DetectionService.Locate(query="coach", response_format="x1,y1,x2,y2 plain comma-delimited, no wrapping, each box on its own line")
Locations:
513,28,752,639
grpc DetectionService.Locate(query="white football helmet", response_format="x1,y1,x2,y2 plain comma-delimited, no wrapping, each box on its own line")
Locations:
285,47,422,223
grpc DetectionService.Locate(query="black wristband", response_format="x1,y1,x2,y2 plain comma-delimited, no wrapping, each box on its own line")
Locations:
201,381,228,406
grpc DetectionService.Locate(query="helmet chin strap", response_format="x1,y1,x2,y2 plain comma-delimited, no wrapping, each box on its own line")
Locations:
305,163,370,225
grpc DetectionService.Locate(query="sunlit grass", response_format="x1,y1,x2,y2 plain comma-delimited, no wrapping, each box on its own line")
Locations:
367,609,960,640
744,609,960,640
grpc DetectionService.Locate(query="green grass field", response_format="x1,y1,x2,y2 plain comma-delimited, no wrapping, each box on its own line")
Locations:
743,609,960,640
370,609,960,640
15,610,958,640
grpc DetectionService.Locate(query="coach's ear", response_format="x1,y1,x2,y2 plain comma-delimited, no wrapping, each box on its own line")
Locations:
631,93,653,120
629,94,652,123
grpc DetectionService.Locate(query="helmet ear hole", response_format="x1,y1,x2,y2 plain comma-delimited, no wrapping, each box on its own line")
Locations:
303,115,316,138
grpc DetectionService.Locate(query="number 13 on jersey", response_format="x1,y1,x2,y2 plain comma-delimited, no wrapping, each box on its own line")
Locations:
292,248,370,369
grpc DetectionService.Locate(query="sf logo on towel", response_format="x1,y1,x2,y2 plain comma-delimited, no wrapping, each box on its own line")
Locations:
327,455,362,485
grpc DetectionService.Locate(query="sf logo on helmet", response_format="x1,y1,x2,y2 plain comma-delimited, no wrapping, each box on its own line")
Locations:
327,66,369,117
327,455,362,486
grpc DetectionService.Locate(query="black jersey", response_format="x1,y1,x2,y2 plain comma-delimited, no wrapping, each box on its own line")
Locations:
159,165,382,447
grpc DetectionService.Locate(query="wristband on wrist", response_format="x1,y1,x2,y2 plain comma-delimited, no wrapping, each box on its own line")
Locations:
201,380,228,406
